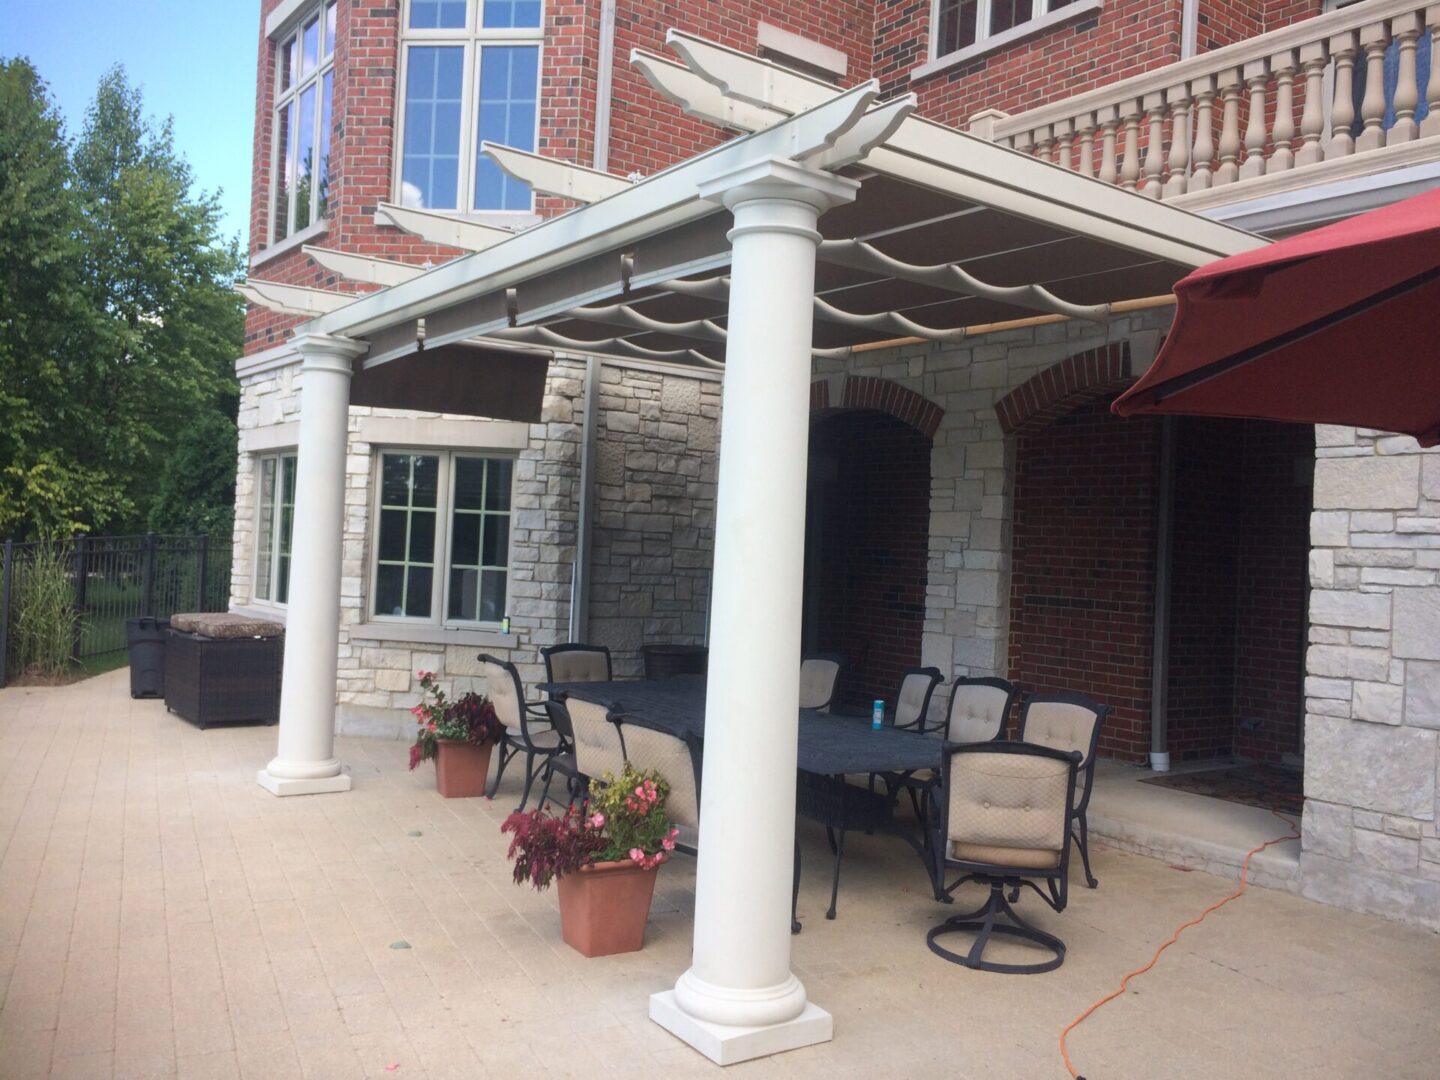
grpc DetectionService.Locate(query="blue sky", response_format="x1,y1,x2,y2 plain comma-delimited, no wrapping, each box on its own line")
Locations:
2,1,258,247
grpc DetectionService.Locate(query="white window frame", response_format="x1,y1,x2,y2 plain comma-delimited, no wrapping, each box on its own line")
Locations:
393,0,545,218
254,452,298,607
917,0,1102,79
368,448,517,629
269,0,337,244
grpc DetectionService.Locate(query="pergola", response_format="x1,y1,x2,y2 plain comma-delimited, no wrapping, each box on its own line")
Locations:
242,32,1265,1066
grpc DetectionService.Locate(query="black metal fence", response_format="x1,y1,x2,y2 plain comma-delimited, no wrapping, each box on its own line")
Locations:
0,533,233,687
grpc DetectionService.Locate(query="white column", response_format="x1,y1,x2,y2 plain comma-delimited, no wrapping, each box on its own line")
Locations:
258,332,366,797
649,157,857,1066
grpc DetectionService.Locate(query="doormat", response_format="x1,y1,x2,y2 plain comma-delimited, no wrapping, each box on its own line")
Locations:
1140,763,1304,815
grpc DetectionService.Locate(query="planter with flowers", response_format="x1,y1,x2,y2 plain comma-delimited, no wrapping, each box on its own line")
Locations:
408,671,506,797
502,764,680,957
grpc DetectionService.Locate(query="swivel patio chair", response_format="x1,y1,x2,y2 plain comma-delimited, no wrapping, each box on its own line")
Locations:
927,741,1081,974
477,654,566,811
1017,691,1110,889
799,653,844,712
541,642,613,685
612,714,703,855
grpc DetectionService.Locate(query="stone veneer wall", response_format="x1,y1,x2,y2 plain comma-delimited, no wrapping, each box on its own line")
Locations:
230,355,717,735
1301,428,1440,928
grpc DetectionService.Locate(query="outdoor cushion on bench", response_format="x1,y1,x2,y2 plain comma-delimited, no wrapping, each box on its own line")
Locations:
170,612,283,638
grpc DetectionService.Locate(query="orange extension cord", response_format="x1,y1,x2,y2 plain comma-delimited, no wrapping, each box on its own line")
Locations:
1059,810,1301,1079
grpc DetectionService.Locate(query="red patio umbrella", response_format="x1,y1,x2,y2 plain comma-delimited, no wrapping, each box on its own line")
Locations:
1112,186,1440,445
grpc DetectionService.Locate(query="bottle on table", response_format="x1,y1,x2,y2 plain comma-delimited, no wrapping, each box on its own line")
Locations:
871,699,885,730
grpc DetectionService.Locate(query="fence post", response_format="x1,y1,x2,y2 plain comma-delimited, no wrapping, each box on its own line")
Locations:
142,532,158,618
72,534,88,662
197,533,209,611
0,540,12,690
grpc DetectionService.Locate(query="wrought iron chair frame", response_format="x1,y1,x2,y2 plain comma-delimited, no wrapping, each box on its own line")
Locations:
540,642,614,684
477,653,567,811
1016,690,1110,889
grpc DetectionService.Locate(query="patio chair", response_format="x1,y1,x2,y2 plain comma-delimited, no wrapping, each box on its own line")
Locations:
552,696,628,802
868,666,943,811
799,653,844,712
1017,691,1110,889
613,714,702,855
927,741,1081,974
477,654,566,811
541,642,613,684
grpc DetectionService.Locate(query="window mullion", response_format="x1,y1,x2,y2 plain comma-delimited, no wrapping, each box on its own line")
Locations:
435,453,452,625
979,0,993,42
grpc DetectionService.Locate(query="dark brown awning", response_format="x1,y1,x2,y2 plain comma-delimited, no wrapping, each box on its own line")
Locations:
348,341,550,423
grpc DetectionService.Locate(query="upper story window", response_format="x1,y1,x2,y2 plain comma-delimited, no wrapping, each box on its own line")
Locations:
935,0,1081,58
398,0,542,214
272,1,336,243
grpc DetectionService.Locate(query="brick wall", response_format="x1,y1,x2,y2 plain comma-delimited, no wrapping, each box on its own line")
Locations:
807,409,932,708
1009,399,1160,761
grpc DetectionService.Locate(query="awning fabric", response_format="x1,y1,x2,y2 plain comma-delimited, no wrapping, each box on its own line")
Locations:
1113,187,1440,446
348,341,549,423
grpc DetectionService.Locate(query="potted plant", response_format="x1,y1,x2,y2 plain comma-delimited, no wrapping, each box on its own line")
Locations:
408,671,505,797
501,765,680,957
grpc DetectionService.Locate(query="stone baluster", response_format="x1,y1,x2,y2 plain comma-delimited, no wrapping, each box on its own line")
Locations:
1054,118,1075,170
1216,67,1243,185
1424,5,1440,138
1356,22,1391,152
1295,42,1328,167
1097,105,1119,184
1163,86,1191,198
1268,49,1298,173
1076,113,1097,177
1142,91,1166,198
1120,98,1143,190
1035,126,1056,165
1013,129,1034,157
1190,75,1216,191
1327,31,1358,158
1239,58,1270,180
1389,13,1423,144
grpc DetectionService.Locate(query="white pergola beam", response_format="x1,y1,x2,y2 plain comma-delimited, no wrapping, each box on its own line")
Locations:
374,202,514,251
236,280,354,317
630,50,787,132
481,142,633,203
303,246,427,286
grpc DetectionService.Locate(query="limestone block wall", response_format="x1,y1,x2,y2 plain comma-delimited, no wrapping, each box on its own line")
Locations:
231,353,717,736
1300,428,1440,928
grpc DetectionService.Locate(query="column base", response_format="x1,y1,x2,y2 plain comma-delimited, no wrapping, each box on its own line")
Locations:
649,991,832,1066
257,769,353,797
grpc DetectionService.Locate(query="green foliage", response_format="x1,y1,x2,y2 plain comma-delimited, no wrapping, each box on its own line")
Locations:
0,59,243,541
12,542,80,679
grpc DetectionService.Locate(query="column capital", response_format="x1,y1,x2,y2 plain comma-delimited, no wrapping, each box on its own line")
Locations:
290,331,368,376
697,156,859,216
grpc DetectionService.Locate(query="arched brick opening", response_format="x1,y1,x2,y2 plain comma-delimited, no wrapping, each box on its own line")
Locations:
994,342,1133,435
810,374,944,438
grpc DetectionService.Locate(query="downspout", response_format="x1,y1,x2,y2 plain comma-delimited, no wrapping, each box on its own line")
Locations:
569,356,601,642
1150,416,1178,772
1181,0,1200,60
593,0,618,173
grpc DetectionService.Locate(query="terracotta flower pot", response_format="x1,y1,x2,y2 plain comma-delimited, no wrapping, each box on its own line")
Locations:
434,739,493,798
555,854,668,957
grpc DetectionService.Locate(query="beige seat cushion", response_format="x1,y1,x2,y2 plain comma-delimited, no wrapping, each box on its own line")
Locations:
170,612,283,639
951,842,1061,870
547,649,608,683
947,683,1010,742
480,660,525,732
568,699,626,780
1022,700,1099,764
618,723,699,830
799,658,840,709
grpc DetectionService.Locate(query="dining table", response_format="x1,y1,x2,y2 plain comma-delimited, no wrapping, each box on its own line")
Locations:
539,674,946,928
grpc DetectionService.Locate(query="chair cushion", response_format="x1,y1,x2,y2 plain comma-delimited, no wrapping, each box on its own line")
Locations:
799,658,839,709
1022,700,1099,765
618,723,699,830
548,649,609,683
170,612,283,639
951,841,1061,870
947,684,1009,742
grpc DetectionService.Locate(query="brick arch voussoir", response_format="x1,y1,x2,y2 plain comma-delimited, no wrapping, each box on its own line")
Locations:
994,342,1135,436
808,375,944,441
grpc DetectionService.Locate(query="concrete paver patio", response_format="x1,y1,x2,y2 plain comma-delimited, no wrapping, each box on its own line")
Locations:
2,669,1437,1079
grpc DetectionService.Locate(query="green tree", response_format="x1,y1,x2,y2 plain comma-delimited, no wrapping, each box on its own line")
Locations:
0,60,243,540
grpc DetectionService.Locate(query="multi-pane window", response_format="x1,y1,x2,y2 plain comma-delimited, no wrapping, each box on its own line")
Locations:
398,0,542,213
255,454,297,604
272,1,336,242
935,0,1079,57
372,451,514,624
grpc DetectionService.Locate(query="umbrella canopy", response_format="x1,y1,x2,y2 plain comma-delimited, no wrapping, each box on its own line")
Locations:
1113,187,1440,446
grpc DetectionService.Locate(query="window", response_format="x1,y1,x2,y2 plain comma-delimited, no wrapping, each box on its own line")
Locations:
372,451,514,625
934,0,1080,58
255,454,298,604
272,1,336,242
397,0,542,213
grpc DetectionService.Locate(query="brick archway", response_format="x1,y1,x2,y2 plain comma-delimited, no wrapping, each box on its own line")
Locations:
809,374,944,439
994,342,1134,435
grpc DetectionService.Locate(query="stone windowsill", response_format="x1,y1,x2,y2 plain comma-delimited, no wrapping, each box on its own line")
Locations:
910,0,1104,84
349,621,517,649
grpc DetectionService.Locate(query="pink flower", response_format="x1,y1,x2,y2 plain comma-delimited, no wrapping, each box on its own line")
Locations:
661,837,675,851
587,812,605,829
668,827,679,838
427,722,437,732
629,847,644,864
634,785,645,797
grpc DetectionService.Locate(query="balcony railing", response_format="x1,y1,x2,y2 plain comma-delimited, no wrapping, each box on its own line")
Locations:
970,0,1439,207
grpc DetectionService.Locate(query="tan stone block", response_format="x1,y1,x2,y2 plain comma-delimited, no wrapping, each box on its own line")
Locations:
373,669,410,693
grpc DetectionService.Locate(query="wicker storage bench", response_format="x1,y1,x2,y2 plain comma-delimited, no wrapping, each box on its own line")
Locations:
164,613,284,729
